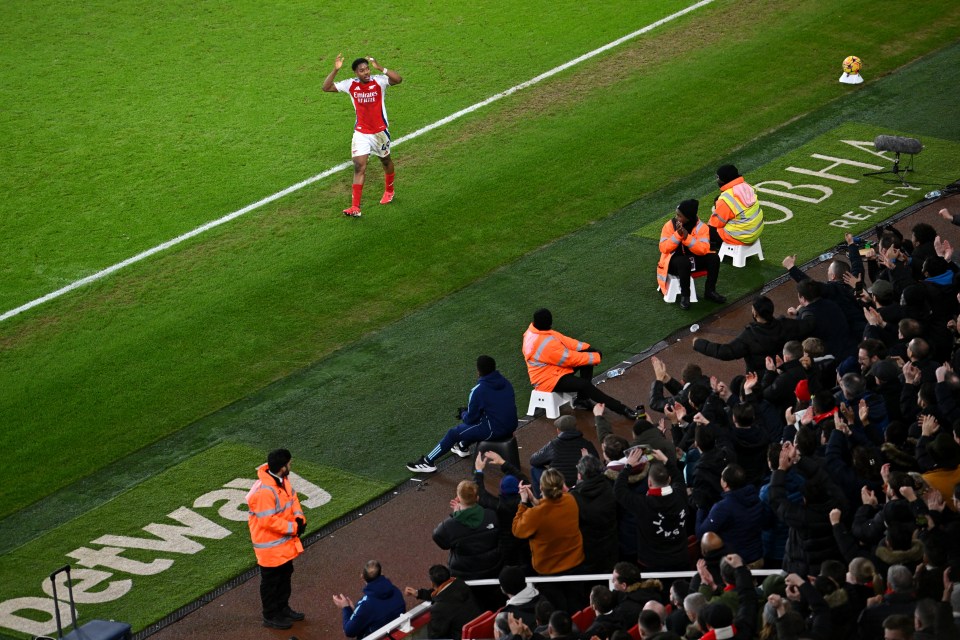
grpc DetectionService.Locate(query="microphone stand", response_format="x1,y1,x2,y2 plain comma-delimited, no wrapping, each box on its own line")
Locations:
863,150,914,187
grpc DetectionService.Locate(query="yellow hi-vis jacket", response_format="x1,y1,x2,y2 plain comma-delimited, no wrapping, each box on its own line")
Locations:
709,177,764,245
522,324,600,392
657,219,712,294
247,463,305,567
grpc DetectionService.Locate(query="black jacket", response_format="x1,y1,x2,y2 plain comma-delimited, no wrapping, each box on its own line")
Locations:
571,474,618,572
799,297,853,360
432,505,502,580
693,317,808,373
414,577,482,640
529,430,599,489
615,468,690,570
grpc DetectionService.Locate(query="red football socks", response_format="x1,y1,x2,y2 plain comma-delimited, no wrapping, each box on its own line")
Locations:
352,184,363,208
384,172,395,193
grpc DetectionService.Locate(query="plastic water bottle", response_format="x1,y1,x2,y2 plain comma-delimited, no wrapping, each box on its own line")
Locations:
925,189,942,199
606,367,625,379
690,323,700,333
818,251,834,261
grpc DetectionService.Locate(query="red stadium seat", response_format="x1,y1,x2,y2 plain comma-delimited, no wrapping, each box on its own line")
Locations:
628,623,641,640
462,610,496,640
572,605,596,630
687,534,701,566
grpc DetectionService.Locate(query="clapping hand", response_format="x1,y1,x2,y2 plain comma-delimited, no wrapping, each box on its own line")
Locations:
652,356,670,383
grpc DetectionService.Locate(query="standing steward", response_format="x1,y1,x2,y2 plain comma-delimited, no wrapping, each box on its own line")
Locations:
246,448,306,630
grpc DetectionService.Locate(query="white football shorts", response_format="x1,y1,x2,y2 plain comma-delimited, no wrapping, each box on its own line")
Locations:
351,131,391,158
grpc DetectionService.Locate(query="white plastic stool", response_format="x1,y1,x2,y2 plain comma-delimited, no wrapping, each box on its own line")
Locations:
526,390,575,419
718,239,764,268
661,272,704,304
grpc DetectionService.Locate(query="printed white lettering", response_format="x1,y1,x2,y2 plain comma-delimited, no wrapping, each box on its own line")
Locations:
840,139,893,160
194,488,250,522
755,180,833,203
68,546,173,575
42,569,131,604
842,211,871,221
288,472,333,508
830,219,857,228
757,200,793,225
870,199,899,206
0,597,67,637
92,507,230,554
786,154,885,184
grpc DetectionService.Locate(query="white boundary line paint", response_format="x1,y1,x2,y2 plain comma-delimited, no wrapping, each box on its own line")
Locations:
1,0,714,324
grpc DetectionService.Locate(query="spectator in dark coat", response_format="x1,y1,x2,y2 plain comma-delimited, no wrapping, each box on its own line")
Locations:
529,414,598,492
610,561,666,631
690,423,734,527
697,464,765,565
856,564,918,640
473,451,530,568
333,560,406,639
784,252,867,341
403,564,481,640
581,585,624,639
693,295,807,373
648,356,711,414
498,565,540,629
432,480,502,580
571,454,618,573
792,278,853,360
759,340,813,416
835,372,889,445
760,443,805,568
727,401,770,486
769,442,843,575
868,358,904,423
615,448,691,571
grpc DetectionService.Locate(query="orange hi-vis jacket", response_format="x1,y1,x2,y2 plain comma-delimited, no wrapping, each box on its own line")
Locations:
708,176,764,245
246,463,305,567
522,324,600,392
657,218,712,295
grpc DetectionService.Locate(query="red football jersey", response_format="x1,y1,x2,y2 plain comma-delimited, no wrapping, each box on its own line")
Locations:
334,75,390,134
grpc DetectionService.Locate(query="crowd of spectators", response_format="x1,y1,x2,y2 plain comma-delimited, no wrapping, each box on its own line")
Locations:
363,209,960,640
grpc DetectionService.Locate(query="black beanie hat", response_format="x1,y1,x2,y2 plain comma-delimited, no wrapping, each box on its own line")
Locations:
533,308,553,331
677,198,699,218
717,164,740,185
701,603,734,628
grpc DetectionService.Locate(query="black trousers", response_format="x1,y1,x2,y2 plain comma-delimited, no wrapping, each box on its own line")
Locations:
260,560,294,620
552,365,630,415
667,251,720,296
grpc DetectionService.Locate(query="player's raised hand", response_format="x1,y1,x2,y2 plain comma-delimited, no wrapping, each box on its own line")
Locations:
334,52,344,70
366,56,383,71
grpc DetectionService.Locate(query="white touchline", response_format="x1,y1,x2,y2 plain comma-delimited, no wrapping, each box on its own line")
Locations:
1,0,714,324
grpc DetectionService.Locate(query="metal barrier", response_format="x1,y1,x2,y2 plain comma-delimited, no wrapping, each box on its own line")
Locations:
361,569,785,639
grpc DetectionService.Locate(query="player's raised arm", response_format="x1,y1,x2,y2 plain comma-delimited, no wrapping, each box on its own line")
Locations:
322,52,344,92
367,56,402,86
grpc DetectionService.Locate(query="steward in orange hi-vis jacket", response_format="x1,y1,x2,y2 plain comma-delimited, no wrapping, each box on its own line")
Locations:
247,448,306,630
522,308,639,419
657,199,726,311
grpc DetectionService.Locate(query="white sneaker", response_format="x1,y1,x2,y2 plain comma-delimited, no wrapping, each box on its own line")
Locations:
450,443,471,458
406,457,436,473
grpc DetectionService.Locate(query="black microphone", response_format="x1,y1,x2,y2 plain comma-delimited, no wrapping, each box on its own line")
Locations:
873,135,923,155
